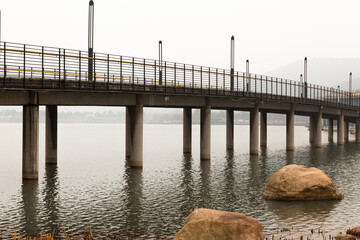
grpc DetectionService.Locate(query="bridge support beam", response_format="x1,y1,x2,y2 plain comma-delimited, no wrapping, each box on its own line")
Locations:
200,106,211,160
226,109,234,149
250,104,259,155
314,110,322,148
183,107,192,153
328,119,334,142
260,112,267,148
286,106,295,151
337,113,344,146
309,116,314,143
23,104,39,179
126,106,131,158
128,104,143,167
344,121,349,141
46,105,57,164
356,118,360,144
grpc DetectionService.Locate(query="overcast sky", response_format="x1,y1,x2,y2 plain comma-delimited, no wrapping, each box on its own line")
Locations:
2,0,360,75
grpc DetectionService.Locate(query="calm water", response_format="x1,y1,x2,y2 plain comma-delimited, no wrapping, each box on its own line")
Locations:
0,123,359,239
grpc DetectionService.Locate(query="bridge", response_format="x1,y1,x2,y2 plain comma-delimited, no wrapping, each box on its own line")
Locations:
0,41,359,179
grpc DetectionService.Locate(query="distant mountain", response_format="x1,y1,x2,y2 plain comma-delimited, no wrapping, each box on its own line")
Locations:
266,58,360,91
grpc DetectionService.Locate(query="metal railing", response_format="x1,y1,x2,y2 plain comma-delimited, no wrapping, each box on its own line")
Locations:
0,41,359,110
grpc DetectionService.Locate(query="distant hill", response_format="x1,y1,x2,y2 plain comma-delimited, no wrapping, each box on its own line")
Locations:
266,58,360,91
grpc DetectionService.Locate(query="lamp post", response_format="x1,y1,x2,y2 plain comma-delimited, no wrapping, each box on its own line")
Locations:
246,60,249,92
304,57,307,98
88,0,94,81
230,36,234,91
349,72,352,104
300,74,303,98
159,40,163,85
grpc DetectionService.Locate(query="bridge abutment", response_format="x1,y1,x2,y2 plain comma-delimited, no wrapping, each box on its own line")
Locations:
260,112,267,148
286,106,295,151
250,104,259,155
200,105,211,160
328,119,334,142
183,107,192,153
126,106,131,158
128,103,143,167
337,113,344,145
344,121,349,141
23,104,39,179
314,110,322,148
226,109,234,149
46,105,57,164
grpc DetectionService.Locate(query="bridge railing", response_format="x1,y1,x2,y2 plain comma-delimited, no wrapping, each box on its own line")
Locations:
0,41,359,110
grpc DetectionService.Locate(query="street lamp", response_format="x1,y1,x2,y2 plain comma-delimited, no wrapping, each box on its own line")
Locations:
88,0,94,81
304,57,307,98
246,59,249,92
230,36,234,91
159,40,163,85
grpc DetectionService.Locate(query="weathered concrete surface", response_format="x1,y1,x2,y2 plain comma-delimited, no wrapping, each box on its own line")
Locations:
309,116,314,143
226,110,234,149
328,119,334,142
260,112,267,148
250,104,259,155
45,105,57,164
344,121,349,141
128,102,143,167
286,106,295,151
183,107,192,153
173,208,264,240
338,113,345,145
200,106,211,160
262,164,344,200
23,104,39,179
356,118,360,143
314,110,322,148
125,106,131,158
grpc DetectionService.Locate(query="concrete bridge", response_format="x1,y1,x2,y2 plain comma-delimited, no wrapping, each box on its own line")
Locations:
0,41,359,179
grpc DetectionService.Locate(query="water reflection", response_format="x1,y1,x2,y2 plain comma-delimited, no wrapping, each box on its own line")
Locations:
199,160,211,208
122,163,144,236
179,153,195,219
21,180,39,237
42,165,60,234
222,150,237,211
286,151,294,165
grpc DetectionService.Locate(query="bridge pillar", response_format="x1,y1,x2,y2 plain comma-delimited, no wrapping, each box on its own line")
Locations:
250,103,259,155
337,112,344,145
46,105,57,164
183,107,192,153
260,112,267,148
200,105,211,160
344,121,349,141
226,109,234,149
23,104,39,179
128,104,143,167
309,115,314,143
328,119,334,142
356,118,360,143
286,106,295,151
314,110,322,148
125,106,131,158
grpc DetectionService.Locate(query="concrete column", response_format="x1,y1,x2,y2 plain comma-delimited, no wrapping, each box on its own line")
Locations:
260,112,267,148
200,106,211,160
250,104,259,155
125,106,131,158
45,105,57,164
356,118,360,143
314,110,322,148
337,112,344,145
226,109,234,149
128,105,143,167
309,115,314,143
183,107,192,153
328,119,333,142
286,107,295,151
344,121,349,141
23,104,39,179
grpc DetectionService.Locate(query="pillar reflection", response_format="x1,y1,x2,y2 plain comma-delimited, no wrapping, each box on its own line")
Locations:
21,180,39,237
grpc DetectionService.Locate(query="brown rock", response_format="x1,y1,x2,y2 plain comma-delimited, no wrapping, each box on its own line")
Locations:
335,233,356,240
262,164,344,200
173,208,263,240
347,227,360,236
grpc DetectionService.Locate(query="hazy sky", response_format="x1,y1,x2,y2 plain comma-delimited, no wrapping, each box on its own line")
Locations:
2,0,360,75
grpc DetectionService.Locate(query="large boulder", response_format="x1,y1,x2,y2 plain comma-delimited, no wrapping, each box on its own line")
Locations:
347,227,360,236
173,208,263,240
262,164,344,200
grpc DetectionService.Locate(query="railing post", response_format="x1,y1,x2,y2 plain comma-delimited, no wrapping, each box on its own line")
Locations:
165,61,167,93
3,42,6,79
131,57,135,91
58,48,61,89
120,56,123,91
63,49,66,89
23,44,26,88
216,68,218,95
143,59,146,91
174,62,177,92
93,52,96,90
223,69,225,95
237,72,239,96
255,74,257,95
260,75,263,98
41,47,44,88
200,66,202,95
183,64,186,94
107,54,110,91
208,67,210,94
79,51,81,89
192,65,194,94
